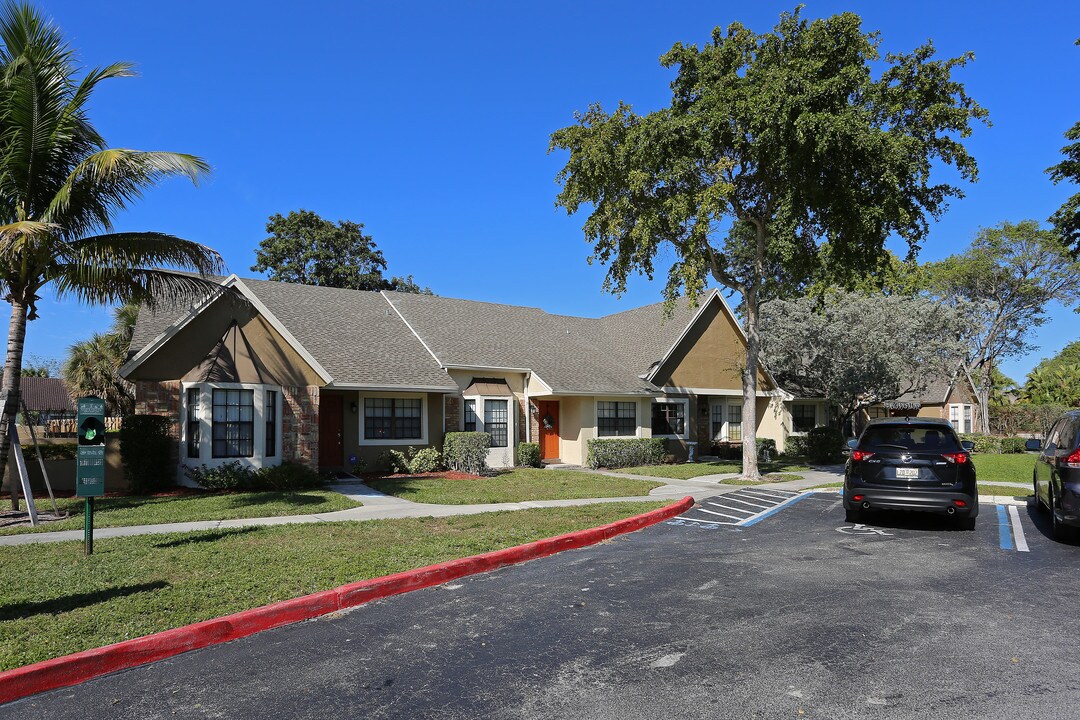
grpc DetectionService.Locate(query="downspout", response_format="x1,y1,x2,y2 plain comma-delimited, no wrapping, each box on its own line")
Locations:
524,372,531,443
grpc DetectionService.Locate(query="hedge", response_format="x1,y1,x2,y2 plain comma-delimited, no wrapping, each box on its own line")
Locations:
586,437,666,469
443,432,490,475
517,442,541,468
807,426,845,463
120,415,174,493
784,435,810,458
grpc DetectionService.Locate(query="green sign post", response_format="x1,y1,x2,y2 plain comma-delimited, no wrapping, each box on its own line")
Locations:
76,397,106,555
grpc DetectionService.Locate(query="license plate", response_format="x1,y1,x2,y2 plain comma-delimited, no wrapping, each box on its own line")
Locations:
896,467,919,479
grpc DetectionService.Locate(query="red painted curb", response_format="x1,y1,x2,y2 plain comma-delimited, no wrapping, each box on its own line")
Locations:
0,495,692,705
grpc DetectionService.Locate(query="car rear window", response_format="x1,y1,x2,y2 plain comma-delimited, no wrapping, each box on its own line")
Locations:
860,426,961,452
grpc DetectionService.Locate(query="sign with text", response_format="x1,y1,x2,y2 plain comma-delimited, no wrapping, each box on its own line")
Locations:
76,396,106,497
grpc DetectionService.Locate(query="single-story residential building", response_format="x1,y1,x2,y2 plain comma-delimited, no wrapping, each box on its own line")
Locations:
120,275,795,476
856,375,980,435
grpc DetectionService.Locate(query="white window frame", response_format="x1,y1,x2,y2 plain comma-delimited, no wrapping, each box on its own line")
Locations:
359,392,429,446
463,391,517,468
651,398,690,440
180,382,282,470
709,399,743,442
949,403,973,434
596,398,640,438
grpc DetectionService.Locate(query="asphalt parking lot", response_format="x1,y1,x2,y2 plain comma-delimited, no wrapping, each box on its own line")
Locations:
7,492,1080,719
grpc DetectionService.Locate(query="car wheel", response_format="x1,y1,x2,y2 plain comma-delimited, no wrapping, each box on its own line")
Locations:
1050,488,1076,543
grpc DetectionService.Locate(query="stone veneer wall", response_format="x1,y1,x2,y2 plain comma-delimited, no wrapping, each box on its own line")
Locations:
134,380,182,439
283,385,320,470
528,399,540,444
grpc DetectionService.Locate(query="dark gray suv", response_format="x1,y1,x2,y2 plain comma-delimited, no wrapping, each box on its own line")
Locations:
844,418,978,529
1029,409,1080,542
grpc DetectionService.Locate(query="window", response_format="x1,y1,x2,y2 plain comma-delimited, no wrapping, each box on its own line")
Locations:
186,388,200,458
212,389,254,458
651,401,685,436
265,391,277,458
485,399,508,447
711,403,725,440
364,398,423,440
598,401,636,437
464,399,477,432
792,404,816,434
949,404,973,434
727,405,742,441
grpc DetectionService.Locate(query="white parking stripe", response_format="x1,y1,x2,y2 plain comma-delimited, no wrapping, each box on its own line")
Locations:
704,503,756,515
673,516,728,524
713,497,771,510
1007,505,1030,552
696,508,746,520
740,490,795,501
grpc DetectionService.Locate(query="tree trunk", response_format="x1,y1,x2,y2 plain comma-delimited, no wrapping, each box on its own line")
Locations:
977,365,992,434
0,301,28,509
742,285,761,480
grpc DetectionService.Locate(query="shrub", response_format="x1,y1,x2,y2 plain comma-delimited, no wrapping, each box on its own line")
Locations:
806,426,845,463
999,437,1028,454
756,438,778,462
378,449,411,474
586,437,666,469
959,433,1002,454
443,432,490,474
255,462,325,490
517,442,541,468
784,435,810,458
710,441,741,460
408,446,442,473
185,461,256,491
34,442,78,460
120,415,175,493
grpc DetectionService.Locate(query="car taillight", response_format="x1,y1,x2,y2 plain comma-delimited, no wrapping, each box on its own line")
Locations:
1063,449,1080,469
852,450,875,462
941,452,968,464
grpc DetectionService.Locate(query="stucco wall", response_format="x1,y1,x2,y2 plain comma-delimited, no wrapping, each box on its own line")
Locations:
653,301,771,391
336,390,447,470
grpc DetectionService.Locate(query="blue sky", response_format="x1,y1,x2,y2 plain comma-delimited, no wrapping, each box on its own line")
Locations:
24,0,1080,383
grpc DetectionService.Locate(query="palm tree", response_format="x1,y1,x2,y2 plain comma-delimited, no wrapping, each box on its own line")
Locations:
0,3,224,496
63,304,137,415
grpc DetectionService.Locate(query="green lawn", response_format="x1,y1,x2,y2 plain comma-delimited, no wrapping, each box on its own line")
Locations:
0,490,362,536
368,468,661,504
972,453,1037,484
0,501,666,671
612,460,811,480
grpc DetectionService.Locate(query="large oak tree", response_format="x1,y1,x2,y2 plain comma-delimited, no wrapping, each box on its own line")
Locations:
549,8,987,477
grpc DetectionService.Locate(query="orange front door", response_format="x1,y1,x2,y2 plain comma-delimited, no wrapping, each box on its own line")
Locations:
538,401,560,460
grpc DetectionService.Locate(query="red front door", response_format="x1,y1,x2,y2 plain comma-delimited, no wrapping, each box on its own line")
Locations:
319,394,344,467
538,401,560,460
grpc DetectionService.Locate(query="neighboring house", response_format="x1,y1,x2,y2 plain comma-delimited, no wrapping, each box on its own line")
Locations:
857,375,980,435
119,275,793,477
19,377,76,421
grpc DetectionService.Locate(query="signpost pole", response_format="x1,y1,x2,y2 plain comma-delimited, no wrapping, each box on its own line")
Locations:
84,496,94,555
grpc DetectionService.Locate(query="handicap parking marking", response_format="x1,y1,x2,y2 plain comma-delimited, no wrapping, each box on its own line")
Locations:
669,489,818,528
836,523,894,536
997,504,1030,552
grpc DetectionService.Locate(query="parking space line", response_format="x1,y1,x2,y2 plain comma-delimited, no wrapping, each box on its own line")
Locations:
714,497,771,509
697,508,746,521
704,502,755,515
671,516,726,524
740,490,797,501
737,491,817,527
996,505,1014,551
1007,504,1030,552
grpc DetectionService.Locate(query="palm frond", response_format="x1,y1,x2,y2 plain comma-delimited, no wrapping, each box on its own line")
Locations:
60,231,224,276
49,266,226,310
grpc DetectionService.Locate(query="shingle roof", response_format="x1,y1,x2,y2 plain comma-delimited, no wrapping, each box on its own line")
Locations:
127,276,728,394
884,378,953,407
20,377,75,413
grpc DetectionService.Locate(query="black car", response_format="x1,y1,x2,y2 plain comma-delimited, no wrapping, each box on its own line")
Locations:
1028,409,1080,542
844,418,978,529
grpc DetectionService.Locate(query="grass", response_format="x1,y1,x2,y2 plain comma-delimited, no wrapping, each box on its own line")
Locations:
0,490,362,536
612,459,811,480
0,501,666,671
972,453,1036,484
367,468,661,504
